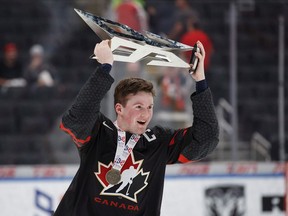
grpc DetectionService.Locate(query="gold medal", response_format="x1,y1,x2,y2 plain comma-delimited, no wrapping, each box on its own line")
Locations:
106,168,121,185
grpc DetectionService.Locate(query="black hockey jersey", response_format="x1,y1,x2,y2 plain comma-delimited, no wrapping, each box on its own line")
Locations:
53,65,219,216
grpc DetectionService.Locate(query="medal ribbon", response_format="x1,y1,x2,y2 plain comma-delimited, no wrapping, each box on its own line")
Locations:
112,122,140,171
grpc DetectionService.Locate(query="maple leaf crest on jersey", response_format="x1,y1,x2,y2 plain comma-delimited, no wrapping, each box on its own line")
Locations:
95,152,150,203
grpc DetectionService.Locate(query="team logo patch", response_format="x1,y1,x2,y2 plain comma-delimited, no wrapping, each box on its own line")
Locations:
95,152,149,203
205,185,245,216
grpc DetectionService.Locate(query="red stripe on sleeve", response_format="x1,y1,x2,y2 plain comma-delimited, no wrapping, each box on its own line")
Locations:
169,130,180,146
183,129,188,136
60,122,91,147
178,154,190,163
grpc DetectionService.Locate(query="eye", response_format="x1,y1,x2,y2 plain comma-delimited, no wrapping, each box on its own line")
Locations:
136,105,142,109
148,105,153,110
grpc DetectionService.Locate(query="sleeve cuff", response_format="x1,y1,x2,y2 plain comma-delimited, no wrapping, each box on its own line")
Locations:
196,79,208,94
100,63,112,73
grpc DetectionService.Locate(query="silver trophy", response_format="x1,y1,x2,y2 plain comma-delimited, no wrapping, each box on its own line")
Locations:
74,8,196,69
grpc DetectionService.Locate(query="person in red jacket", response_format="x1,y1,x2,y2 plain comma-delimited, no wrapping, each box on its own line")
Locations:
53,40,218,216
181,16,214,70
115,0,148,33
0,42,23,86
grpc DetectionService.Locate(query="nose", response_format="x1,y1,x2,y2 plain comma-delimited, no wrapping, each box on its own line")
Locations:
140,111,146,118
141,108,151,118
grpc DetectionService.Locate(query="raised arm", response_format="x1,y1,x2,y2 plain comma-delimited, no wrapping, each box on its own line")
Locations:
166,41,219,163
60,40,114,147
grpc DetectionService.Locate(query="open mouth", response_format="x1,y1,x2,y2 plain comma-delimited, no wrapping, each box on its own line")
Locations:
137,121,146,125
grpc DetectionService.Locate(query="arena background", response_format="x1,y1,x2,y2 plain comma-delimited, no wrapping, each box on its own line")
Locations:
0,0,288,215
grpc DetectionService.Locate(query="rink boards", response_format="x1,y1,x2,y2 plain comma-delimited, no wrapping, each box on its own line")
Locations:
0,162,286,216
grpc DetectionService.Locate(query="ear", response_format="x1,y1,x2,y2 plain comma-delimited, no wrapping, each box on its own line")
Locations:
115,103,123,115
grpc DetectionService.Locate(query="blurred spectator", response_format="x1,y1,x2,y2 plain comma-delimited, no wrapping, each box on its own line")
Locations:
180,16,214,70
160,71,185,111
24,44,57,87
144,0,175,35
114,0,148,77
155,0,200,112
115,0,148,33
168,0,199,41
158,67,192,112
0,42,25,87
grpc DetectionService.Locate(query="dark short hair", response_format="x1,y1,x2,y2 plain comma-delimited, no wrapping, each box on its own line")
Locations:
114,78,155,106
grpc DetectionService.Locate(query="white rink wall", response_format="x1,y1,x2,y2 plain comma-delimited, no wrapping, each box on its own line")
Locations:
0,162,286,216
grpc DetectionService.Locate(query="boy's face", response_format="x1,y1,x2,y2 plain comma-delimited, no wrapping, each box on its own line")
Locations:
115,91,154,135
